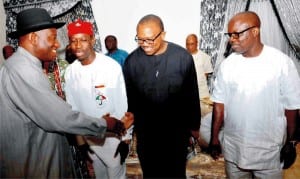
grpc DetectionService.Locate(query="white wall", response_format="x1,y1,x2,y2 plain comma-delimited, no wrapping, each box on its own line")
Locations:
91,0,200,54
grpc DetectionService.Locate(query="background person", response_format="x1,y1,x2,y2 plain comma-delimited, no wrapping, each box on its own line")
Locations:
0,8,130,178
123,14,201,178
2,45,15,60
186,34,214,152
186,33,213,117
209,11,300,178
105,35,128,67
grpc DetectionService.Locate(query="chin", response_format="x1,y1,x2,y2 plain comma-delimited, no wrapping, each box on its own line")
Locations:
145,52,155,56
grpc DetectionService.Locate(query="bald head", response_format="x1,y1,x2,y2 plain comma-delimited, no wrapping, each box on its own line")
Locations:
186,34,198,54
227,11,263,57
229,11,261,28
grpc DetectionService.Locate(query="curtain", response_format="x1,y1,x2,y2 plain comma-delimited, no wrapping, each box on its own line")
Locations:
272,0,300,60
218,0,299,71
199,0,228,68
200,0,300,91
213,0,247,72
199,0,228,92
249,0,296,60
0,1,6,64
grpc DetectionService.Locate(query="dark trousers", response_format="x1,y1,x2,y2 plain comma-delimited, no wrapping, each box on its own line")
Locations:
136,131,188,179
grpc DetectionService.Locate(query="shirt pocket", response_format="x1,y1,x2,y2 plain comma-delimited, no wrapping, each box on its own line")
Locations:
93,83,108,108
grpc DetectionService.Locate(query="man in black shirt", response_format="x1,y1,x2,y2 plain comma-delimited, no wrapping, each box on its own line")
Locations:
123,14,201,178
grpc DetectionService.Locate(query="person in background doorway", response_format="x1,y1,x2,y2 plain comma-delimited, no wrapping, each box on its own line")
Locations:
210,11,300,178
0,8,130,178
123,14,201,178
105,35,128,67
186,34,213,117
186,34,214,152
2,45,15,60
64,19,133,179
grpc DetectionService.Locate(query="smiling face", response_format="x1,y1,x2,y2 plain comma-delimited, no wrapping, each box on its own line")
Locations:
69,33,96,65
136,21,166,56
34,28,60,61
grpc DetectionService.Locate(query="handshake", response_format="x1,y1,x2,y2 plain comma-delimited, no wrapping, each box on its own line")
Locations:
103,112,134,136
103,112,134,164
78,112,134,166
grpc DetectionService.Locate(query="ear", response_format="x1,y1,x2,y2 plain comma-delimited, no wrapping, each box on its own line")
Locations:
28,32,38,45
161,31,166,40
91,36,96,46
252,27,260,37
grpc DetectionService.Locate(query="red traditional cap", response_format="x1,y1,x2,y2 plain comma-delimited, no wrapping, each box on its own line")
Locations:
67,19,93,36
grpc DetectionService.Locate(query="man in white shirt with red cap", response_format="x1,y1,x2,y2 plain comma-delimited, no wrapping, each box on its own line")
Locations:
64,19,133,179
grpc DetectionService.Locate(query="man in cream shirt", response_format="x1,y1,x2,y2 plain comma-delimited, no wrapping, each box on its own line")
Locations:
186,33,213,117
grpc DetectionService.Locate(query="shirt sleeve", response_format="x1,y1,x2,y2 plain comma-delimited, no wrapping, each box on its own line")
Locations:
280,57,300,109
211,62,226,104
203,55,213,74
7,63,107,137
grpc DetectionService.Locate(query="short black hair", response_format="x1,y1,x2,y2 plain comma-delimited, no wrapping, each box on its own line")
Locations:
138,14,164,31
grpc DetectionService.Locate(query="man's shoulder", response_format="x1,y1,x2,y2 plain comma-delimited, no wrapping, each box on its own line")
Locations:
64,60,79,75
127,47,142,59
197,50,211,59
96,52,122,69
96,52,114,61
6,49,38,74
117,49,128,55
262,46,294,66
168,42,185,50
167,42,191,57
263,45,287,57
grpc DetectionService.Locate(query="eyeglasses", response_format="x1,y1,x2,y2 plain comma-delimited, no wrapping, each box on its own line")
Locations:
224,26,256,39
135,31,162,45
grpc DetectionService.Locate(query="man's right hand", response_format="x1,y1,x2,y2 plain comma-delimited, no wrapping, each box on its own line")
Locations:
103,114,126,136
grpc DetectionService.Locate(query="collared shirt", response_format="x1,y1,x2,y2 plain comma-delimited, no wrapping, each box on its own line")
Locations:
212,45,300,169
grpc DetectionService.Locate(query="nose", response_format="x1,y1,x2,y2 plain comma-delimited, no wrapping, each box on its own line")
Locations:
229,36,239,44
55,39,60,49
